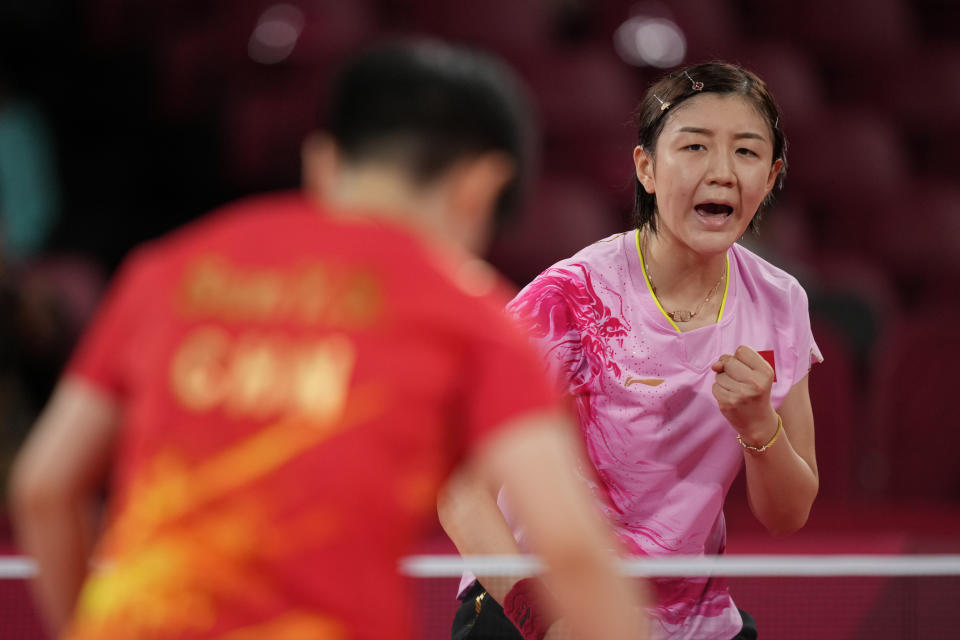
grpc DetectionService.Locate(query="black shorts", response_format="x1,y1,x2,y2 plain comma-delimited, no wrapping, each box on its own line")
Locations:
451,581,758,639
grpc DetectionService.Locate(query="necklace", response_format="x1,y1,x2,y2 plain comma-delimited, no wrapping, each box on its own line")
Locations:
642,235,726,323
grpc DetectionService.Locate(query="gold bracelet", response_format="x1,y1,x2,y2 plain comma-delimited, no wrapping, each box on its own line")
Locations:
737,414,783,453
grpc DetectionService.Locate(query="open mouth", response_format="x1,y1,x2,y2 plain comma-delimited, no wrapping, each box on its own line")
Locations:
695,202,734,216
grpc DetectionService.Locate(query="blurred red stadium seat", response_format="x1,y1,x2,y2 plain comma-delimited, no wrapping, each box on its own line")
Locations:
381,0,552,57
738,0,916,63
657,0,743,63
514,45,640,201
833,42,960,123
788,107,908,202
833,179,960,294
840,43,960,179
155,0,376,122
280,0,379,65
595,0,742,63
808,318,860,500
221,71,326,189
486,174,625,287
789,108,912,265
730,42,828,134
867,307,960,501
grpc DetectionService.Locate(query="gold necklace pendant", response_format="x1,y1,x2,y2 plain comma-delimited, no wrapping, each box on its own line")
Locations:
641,231,725,324
645,256,724,323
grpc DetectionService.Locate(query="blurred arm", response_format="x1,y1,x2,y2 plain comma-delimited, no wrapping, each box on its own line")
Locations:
437,456,523,604
9,377,120,636
441,409,647,640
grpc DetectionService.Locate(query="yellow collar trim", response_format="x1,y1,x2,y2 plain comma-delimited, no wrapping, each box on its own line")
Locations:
635,230,730,332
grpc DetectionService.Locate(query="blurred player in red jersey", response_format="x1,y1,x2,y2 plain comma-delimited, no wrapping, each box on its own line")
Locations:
10,40,647,640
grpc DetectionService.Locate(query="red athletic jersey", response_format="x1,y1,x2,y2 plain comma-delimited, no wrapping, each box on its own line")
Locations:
64,193,558,640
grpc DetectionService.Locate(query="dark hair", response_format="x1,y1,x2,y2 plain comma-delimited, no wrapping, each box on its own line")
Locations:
326,39,535,222
632,61,787,233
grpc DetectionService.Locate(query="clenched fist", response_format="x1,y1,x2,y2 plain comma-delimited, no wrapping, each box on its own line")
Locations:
711,345,779,446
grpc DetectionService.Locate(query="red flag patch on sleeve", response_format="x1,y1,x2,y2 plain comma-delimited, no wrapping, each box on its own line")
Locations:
758,349,776,381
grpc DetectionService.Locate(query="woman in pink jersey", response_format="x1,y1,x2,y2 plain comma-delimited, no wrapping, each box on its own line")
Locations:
440,62,821,640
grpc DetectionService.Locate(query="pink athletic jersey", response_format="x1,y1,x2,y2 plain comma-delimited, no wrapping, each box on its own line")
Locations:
460,229,822,639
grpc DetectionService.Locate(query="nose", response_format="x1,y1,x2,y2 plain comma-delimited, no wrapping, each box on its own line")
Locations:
705,149,736,187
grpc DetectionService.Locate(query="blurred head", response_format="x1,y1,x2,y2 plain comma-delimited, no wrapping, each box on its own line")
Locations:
306,39,534,242
632,62,787,236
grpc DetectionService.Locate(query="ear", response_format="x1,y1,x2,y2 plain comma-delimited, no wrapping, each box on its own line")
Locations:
449,152,516,224
301,131,340,201
765,158,784,195
633,145,656,194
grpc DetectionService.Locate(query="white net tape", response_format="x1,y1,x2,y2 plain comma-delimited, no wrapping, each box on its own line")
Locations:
400,554,960,577
3,554,960,580
5,554,960,638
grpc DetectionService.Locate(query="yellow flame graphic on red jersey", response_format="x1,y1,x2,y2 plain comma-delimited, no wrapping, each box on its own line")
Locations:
68,380,384,639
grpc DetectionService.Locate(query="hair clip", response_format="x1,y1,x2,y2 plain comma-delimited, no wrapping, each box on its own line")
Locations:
684,70,704,91
653,94,671,111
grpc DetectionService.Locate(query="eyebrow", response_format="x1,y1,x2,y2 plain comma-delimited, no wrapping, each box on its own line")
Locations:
676,126,767,141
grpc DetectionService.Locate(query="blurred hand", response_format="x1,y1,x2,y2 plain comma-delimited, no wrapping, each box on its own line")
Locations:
711,345,778,444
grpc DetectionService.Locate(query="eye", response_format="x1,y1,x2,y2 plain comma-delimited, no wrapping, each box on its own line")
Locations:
736,147,759,157
683,143,705,152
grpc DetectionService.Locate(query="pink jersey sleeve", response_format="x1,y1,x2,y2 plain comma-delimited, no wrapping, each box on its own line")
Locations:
787,279,823,387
